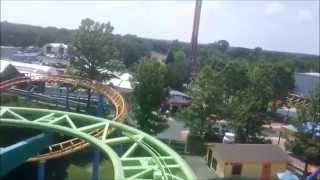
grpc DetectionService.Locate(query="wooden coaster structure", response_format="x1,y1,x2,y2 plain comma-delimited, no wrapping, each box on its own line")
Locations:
0,75,127,162
276,93,310,108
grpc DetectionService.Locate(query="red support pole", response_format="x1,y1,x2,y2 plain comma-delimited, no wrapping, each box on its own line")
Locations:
190,0,202,78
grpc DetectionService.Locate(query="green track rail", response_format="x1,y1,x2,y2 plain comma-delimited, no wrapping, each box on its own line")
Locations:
0,106,196,180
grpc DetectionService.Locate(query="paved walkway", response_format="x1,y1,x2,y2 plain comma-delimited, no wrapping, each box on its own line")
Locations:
157,117,188,141
182,155,217,180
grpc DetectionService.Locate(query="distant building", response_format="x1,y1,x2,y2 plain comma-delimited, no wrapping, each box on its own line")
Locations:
295,72,320,97
1,46,41,63
0,46,19,60
43,43,69,59
0,59,60,76
160,90,192,113
13,51,41,63
168,90,192,106
205,143,290,179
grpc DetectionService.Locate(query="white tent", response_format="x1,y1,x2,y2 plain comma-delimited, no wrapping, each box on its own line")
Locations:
108,72,132,91
0,59,59,76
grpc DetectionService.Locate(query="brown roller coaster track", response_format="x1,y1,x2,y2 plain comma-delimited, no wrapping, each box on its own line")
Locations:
0,75,127,162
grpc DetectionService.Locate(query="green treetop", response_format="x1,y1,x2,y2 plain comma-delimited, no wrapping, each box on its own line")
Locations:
69,18,124,110
131,58,168,134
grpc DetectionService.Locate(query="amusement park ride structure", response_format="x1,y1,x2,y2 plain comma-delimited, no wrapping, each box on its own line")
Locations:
0,75,196,180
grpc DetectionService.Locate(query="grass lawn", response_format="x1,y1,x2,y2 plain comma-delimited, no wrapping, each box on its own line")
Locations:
67,159,114,180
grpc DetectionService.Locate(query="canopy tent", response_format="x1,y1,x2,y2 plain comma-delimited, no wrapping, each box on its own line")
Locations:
282,122,320,137
0,59,59,76
277,170,299,180
107,72,132,92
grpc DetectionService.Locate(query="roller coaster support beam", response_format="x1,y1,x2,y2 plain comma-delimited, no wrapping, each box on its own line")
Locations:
0,106,196,179
65,86,70,111
95,94,105,117
0,133,53,177
91,149,101,180
91,94,105,180
37,160,46,180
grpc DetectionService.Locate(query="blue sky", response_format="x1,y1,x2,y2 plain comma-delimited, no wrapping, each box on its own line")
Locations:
1,1,319,55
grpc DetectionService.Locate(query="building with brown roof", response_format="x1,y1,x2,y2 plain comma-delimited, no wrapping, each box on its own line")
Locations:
205,143,290,180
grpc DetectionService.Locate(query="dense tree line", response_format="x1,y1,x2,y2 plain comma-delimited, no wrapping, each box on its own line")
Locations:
1,21,318,72
1,21,72,47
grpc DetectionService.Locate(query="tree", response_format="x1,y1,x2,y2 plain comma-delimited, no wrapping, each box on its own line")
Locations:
288,88,320,175
225,61,294,142
197,47,229,68
248,61,295,112
226,89,266,143
131,58,168,134
216,40,230,52
271,62,295,98
114,34,151,67
165,49,175,64
217,62,268,143
165,40,182,64
179,66,224,137
269,62,295,111
166,49,189,90
179,59,295,143
253,47,263,56
248,63,274,112
220,61,249,97
70,18,124,110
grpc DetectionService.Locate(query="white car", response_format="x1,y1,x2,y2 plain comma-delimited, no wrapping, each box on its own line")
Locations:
223,132,235,144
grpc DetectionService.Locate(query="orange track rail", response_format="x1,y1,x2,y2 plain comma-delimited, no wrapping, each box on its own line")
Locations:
0,75,127,162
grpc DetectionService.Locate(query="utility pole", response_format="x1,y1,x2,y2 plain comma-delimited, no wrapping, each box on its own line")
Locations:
190,0,202,79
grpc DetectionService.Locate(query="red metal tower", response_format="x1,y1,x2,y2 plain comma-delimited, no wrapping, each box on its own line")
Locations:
190,0,202,78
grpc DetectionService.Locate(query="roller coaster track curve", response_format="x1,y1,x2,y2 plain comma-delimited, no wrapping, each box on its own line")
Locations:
0,75,127,162
0,106,196,179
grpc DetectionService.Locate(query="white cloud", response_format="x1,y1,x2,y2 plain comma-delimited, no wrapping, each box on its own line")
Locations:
298,9,313,23
265,1,285,15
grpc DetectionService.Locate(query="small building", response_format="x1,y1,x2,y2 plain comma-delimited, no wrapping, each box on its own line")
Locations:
1,46,19,60
295,72,320,97
43,43,69,59
168,90,192,107
205,143,290,180
160,90,192,113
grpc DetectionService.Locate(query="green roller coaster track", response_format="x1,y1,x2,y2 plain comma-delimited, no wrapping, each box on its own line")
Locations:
0,106,196,180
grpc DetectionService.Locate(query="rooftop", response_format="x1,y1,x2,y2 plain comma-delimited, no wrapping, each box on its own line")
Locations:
297,72,320,77
0,59,58,75
44,43,68,48
206,143,290,162
170,90,191,98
